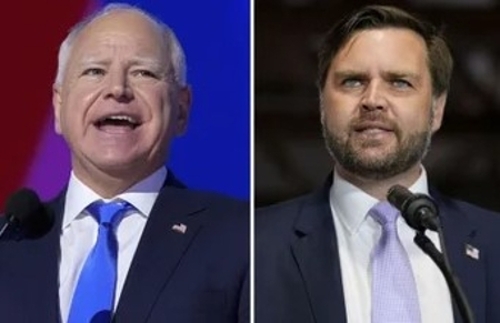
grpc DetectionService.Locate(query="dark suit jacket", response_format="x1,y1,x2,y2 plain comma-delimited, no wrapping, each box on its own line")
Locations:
256,178,500,323
0,174,249,323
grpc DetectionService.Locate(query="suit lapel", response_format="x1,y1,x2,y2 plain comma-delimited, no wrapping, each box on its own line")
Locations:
291,183,347,323
115,185,207,322
434,194,485,323
47,195,66,322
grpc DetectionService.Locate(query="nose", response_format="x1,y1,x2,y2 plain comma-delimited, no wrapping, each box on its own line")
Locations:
360,81,387,111
105,69,134,102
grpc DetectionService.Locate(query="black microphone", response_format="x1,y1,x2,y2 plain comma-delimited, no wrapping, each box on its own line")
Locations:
1,188,53,239
387,184,439,232
387,184,475,323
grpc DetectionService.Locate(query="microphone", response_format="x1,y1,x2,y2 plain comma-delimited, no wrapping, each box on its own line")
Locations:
1,188,53,239
387,184,474,323
387,184,439,232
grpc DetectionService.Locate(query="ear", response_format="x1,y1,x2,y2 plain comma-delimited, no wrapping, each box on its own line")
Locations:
431,93,447,133
174,85,192,136
53,85,63,135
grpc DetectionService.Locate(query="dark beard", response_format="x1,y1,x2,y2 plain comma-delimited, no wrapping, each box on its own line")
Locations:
322,119,432,180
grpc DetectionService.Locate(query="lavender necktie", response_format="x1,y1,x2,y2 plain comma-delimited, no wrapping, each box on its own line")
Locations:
369,201,421,323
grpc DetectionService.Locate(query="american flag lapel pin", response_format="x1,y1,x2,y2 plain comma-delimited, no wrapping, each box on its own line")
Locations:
465,244,480,260
171,223,188,234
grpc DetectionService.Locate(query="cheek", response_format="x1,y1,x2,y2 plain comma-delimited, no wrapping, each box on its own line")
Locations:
75,84,103,105
322,100,351,129
136,89,170,125
137,83,171,109
138,88,176,133
59,90,101,134
157,88,178,121
322,110,351,141
324,91,357,116
397,99,433,130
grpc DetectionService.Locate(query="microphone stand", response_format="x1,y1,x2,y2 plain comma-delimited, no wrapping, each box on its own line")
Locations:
413,227,474,323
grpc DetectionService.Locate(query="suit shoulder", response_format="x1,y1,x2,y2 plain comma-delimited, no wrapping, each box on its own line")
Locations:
256,193,315,244
437,194,500,244
166,187,249,224
257,193,311,223
183,188,247,209
438,194,500,223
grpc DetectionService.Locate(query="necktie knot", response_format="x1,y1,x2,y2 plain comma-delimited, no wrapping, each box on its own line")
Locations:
87,200,130,227
369,201,399,226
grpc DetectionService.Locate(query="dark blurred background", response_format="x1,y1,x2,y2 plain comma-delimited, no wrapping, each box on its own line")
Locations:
255,0,500,210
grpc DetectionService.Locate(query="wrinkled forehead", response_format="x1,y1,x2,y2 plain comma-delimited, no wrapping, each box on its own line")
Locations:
69,10,169,64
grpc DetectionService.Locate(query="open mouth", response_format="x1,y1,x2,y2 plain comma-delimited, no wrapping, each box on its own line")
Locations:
353,121,393,133
94,115,142,130
355,127,391,134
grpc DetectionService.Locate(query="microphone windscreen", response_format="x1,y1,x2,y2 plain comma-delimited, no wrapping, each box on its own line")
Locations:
5,188,42,226
387,184,413,212
4,188,53,238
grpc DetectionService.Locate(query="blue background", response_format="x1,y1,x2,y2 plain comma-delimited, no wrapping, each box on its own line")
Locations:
101,0,250,199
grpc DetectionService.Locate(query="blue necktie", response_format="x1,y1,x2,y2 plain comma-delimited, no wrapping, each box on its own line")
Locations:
68,200,130,323
369,201,421,323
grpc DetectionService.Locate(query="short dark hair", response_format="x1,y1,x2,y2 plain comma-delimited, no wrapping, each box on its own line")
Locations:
317,5,453,96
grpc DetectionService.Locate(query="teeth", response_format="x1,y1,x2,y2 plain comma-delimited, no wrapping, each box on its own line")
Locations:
106,115,136,123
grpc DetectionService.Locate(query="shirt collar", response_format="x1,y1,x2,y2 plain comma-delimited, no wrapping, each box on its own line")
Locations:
62,167,167,228
329,167,429,235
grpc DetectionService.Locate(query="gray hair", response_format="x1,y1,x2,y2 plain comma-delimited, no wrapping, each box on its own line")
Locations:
54,3,187,87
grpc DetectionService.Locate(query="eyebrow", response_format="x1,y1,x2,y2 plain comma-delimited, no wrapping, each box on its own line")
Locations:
128,57,163,68
382,71,420,80
76,57,164,70
332,69,420,80
332,70,367,79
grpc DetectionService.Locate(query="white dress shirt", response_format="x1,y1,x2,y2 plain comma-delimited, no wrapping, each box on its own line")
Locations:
59,167,167,323
330,168,454,323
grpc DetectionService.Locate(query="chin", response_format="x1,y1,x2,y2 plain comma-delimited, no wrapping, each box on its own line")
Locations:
354,147,395,161
92,155,144,172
